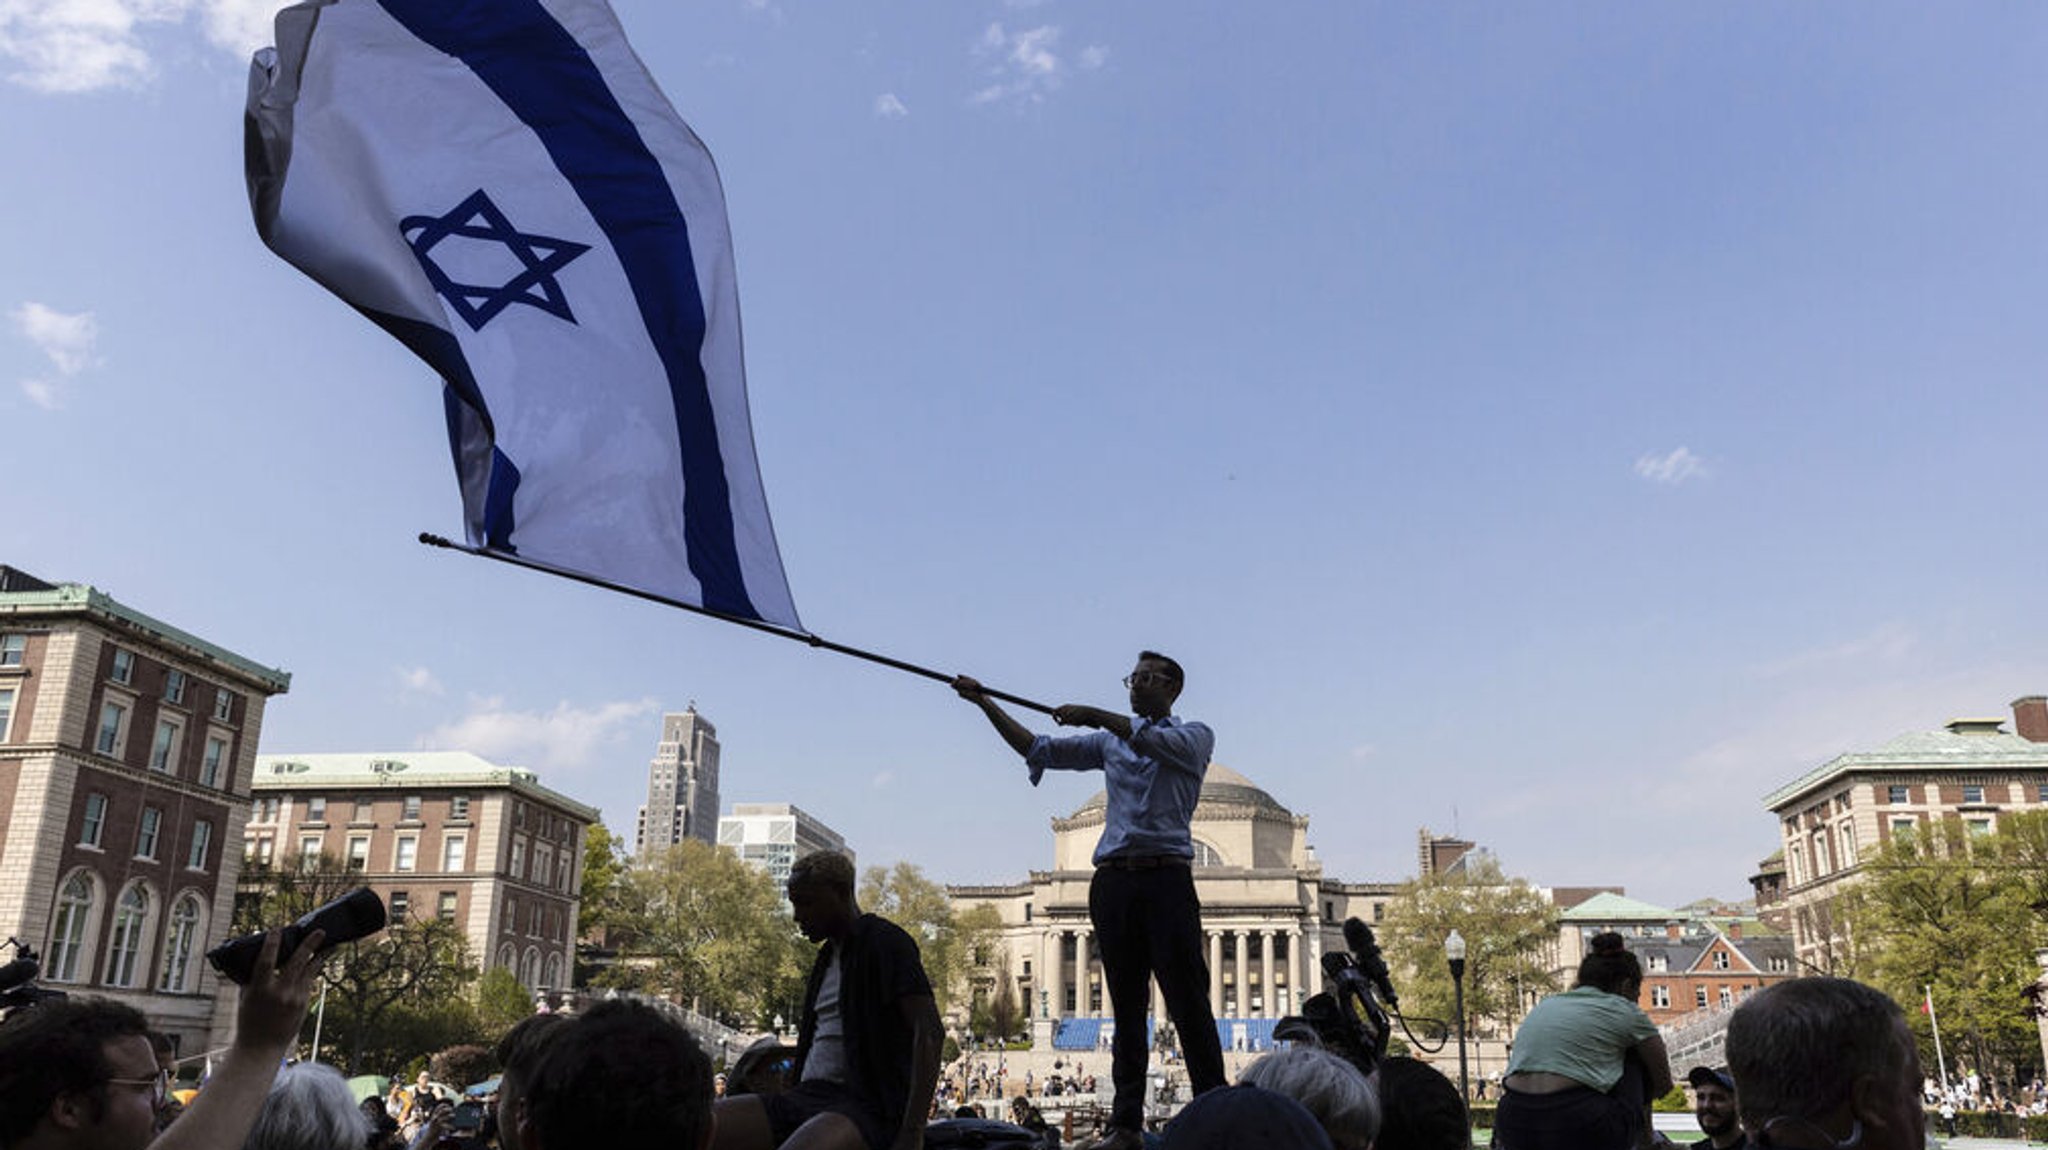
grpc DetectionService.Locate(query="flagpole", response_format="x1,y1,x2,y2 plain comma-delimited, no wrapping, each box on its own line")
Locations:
418,533,1058,716
1925,985,1950,1097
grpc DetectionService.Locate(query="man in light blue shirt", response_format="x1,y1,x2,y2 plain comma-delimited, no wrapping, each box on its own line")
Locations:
954,652,1226,1150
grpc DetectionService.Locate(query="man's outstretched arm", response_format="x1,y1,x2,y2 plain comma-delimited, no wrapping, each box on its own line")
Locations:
951,676,1037,756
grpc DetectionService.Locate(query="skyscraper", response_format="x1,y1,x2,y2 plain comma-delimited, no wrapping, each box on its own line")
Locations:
634,704,720,855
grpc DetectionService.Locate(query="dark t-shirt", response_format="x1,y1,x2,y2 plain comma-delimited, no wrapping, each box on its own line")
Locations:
793,914,934,1138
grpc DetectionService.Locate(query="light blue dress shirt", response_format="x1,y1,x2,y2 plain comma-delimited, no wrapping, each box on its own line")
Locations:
1025,715,1216,864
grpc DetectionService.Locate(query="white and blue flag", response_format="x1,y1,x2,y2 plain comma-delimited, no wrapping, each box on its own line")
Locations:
246,0,801,629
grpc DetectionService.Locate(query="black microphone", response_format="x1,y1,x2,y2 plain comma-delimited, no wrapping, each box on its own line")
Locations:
1342,918,1399,1008
0,957,39,991
207,888,386,984
1321,951,1355,980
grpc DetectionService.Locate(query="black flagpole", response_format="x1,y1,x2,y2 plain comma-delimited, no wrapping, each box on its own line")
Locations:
418,533,1057,716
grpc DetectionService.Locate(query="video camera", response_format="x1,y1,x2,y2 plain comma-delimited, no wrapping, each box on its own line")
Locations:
1273,917,1408,1077
0,939,67,1016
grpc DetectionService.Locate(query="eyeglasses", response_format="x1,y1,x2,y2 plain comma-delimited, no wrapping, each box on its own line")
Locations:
1123,671,1175,689
104,1069,170,1108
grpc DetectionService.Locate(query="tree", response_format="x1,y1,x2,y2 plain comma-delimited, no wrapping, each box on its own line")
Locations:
1378,857,1559,1041
232,850,362,936
1844,816,2042,1088
860,863,999,1021
578,823,629,942
604,839,806,1026
320,914,480,1073
476,965,535,1037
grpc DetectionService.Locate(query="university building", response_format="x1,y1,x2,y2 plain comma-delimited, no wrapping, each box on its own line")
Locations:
0,566,290,1056
1761,697,2048,973
947,765,1397,1051
246,751,598,992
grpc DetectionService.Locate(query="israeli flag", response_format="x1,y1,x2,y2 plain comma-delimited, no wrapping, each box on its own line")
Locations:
247,0,801,629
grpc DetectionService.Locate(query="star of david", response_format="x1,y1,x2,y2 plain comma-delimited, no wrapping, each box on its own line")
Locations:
400,190,592,332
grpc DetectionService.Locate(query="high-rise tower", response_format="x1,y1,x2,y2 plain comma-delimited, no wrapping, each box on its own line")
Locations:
634,704,720,855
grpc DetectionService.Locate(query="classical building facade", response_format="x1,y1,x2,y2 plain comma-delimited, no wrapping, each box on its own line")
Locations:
247,751,598,993
636,705,720,855
948,765,1396,1050
1763,697,2048,973
716,802,852,891
0,566,290,1058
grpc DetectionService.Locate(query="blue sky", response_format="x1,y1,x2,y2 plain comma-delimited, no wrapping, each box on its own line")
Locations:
6,1,2048,910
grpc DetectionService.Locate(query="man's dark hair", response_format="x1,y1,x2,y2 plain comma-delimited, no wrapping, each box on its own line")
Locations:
1372,1057,1468,1150
492,1012,569,1094
0,997,151,1142
522,999,713,1148
1138,650,1185,686
1726,977,1912,1134
787,850,857,896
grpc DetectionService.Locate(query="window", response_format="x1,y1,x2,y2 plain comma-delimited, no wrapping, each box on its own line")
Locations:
450,795,471,820
2039,784,2048,803
80,792,107,847
556,855,572,892
110,648,133,684
389,891,410,921
136,806,161,860
0,633,24,666
306,796,327,821
48,873,94,982
1719,986,1733,1008
298,834,322,865
0,685,15,742
1712,950,1730,970
212,690,236,723
1769,955,1790,973
254,796,279,822
442,834,467,873
1695,986,1708,1009
104,885,149,987
159,896,201,993
1963,785,1986,804
187,820,213,871
1840,823,1857,863
1651,986,1670,1008
510,839,526,880
395,836,418,872
529,903,541,936
251,836,274,866
1646,954,1668,972
148,719,181,773
1892,818,1915,836
95,700,127,756
353,798,374,823
402,795,421,821
438,892,459,922
164,669,186,705
346,836,369,871
1887,785,1909,804
514,802,527,829
200,736,227,788
1969,818,1994,837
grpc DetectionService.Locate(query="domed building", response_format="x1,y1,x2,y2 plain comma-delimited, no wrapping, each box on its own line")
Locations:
948,763,1396,1051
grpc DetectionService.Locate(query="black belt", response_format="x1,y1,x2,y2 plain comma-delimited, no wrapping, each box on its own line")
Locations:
1098,855,1188,870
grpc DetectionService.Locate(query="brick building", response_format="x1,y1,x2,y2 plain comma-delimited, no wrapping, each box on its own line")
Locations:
0,565,290,1056
246,751,598,993
1763,697,2048,973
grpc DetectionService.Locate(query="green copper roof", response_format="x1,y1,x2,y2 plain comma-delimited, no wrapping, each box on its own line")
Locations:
1761,726,2048,810
0,580,289,691
253,751,600,819
1558,890,1676,921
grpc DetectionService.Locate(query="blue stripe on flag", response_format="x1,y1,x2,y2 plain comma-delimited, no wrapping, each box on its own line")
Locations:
376,0,760,620
368,307,521,551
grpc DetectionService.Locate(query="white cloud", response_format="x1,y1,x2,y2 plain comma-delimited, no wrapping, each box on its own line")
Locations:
416,696,659,773
870,769,896,789
1634,445,1707,486
0,0,282,94
873,92,907,119
972,22,1091,107
1077,44,1108,70
397,665,445,696
11,300,100,407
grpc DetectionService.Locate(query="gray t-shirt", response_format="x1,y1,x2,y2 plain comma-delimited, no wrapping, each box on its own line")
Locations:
801,953,848,1084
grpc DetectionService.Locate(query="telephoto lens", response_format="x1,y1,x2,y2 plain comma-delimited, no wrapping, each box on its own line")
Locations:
207,888,386,983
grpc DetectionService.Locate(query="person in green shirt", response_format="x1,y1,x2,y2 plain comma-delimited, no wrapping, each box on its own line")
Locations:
1494,932,1674,1150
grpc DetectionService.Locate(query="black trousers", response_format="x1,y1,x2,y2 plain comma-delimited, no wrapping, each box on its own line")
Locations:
1088,862,1226,1130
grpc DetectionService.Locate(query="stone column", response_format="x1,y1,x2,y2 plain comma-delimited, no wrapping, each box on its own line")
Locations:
1253,924,1269,1014
1045,928,1062,1018
1075,926,1092,1016
1208,930,1224,1018
1234,932,1249,1020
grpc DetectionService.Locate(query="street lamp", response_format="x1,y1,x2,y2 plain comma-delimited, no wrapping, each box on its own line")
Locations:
1445,930,1469,1109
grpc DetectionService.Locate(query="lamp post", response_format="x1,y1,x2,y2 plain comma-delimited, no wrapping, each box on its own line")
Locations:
1445,930,1469,1108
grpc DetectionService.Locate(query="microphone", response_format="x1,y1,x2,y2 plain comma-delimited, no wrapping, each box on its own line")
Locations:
207,888,386,984
1342,918,1399,1008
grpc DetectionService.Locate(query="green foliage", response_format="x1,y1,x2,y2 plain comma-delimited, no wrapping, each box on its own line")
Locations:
476,965,535,1037
860,863,997,1020
1378,856,1560,1038
578,823,628,941
603,839,808,1027
1842,812,2048,1087
1651,1085,1690,1112
429,1045,496,1090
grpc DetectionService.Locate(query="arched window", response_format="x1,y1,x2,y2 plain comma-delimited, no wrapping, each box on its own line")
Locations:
1191,840,1225,868
518,947,540,990
48,872,97,982
541,952,562,990
497,943,517,972
158,895,204,993
105,884,151,987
